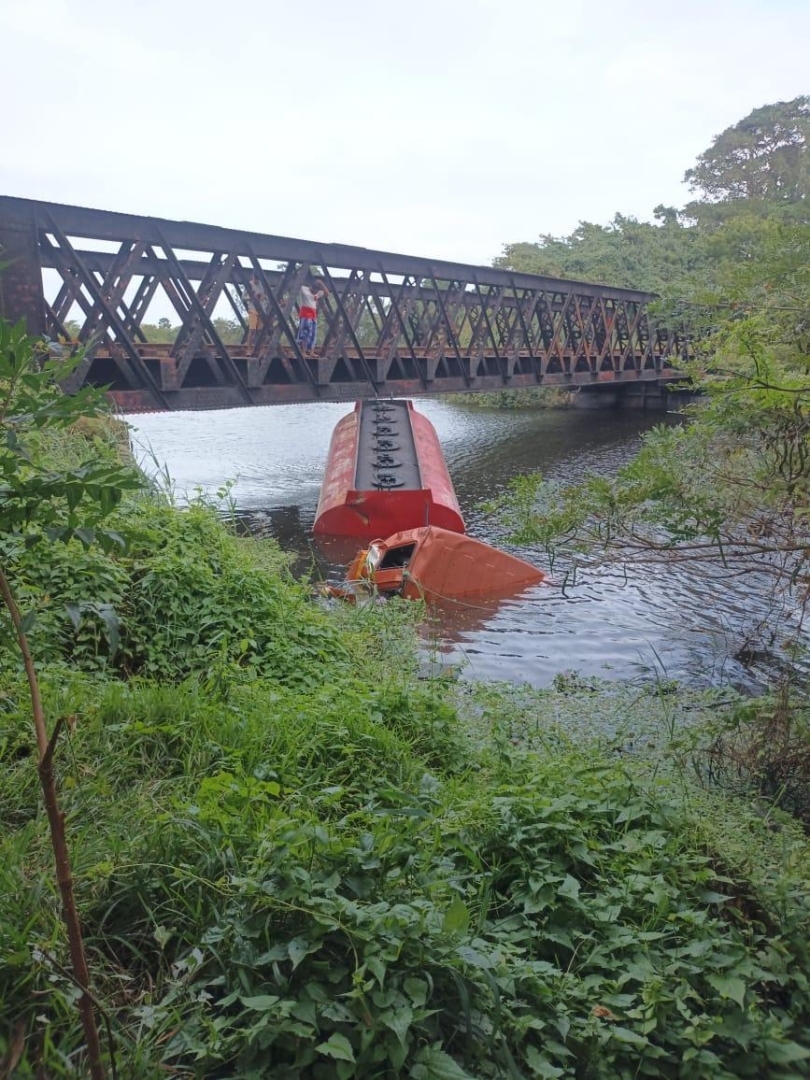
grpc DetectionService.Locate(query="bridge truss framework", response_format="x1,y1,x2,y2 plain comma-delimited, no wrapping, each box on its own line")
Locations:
0,197,688,412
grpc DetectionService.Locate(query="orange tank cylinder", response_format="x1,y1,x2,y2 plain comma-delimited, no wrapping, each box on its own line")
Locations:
313,400,464,539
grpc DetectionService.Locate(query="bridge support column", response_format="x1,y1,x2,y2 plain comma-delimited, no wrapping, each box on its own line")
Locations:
616,381,671,411
0,203,44,336
572,386,620,409
573,381,684,411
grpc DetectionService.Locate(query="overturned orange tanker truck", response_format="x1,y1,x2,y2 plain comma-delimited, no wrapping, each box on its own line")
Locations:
315,399,546,603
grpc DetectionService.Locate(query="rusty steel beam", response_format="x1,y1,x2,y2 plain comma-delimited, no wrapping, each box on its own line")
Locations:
0,196,689,412
35,247,644,318
3,196,655,299
105,368,684,413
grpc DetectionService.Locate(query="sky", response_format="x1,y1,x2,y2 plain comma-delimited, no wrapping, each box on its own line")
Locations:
2,0,809,269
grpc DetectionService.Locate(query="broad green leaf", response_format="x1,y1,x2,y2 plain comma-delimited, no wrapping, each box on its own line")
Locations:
456,944,492,969
381,1003,412,1045
65,484,82,512
404,976,428,1007
153,925,171,948
75,527,95,547
558,875,581,901
442,897,470,934
315,1032,355,1063
239,994,280,1011
290,998,316,1027
365,955,386,988
99,529,127,553
288,937,311,970
706,973,746,1009
610,1026,649,1048
95,603,120,659
386,1034,408,1072
411,1045,475,1079
700,890,730,904
763,1040,810,1065
525,1046,565,1078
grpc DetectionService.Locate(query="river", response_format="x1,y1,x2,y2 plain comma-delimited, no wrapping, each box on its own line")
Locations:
127,398,801,691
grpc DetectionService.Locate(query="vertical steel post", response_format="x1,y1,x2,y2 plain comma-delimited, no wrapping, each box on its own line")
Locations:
0,202,44,335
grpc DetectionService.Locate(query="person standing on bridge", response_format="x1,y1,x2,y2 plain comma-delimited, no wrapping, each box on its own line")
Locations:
296,277,327,360
246,273,269,348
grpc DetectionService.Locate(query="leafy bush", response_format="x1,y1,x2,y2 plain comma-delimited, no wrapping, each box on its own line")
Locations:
3,679,810,1078
1,491,356,691
454,388,575,410
116,498,347,687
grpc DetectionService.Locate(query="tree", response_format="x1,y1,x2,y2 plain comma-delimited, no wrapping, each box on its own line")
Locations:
212,316,243,344
141,320,178,343
0,320,142,1077
684,97,810,225
495,212,697,295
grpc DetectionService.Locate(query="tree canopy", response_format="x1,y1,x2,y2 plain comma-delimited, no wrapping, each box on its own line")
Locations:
495,209,696,294
497,96,810,295
684,96,810,220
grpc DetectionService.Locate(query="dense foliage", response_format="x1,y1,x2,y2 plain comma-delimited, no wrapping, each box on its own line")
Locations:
490,96,810,868
496,96,809,296
495,209,697,294
4,669,810,1078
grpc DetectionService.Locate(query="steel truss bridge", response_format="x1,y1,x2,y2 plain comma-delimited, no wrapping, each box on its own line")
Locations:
0,197,688,413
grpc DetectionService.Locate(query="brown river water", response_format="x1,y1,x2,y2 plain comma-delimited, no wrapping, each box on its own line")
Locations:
127,399,806,691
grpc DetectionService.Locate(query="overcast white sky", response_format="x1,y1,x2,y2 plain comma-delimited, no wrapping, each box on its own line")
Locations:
2,0,808,268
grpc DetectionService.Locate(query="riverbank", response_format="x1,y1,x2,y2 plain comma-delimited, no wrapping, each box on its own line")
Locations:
3,403,810,1077
453,386,576,409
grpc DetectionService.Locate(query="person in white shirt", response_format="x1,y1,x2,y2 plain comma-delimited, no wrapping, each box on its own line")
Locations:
296,278,327,359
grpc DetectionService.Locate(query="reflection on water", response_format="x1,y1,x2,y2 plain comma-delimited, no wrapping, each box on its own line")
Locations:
128,398,804,690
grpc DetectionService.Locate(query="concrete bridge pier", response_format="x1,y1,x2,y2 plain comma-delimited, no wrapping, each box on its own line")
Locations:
573,380,693,412
616,381,671,410
572,387,621,410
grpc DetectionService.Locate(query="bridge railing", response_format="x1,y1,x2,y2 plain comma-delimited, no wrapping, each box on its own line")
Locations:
0,196,690,411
